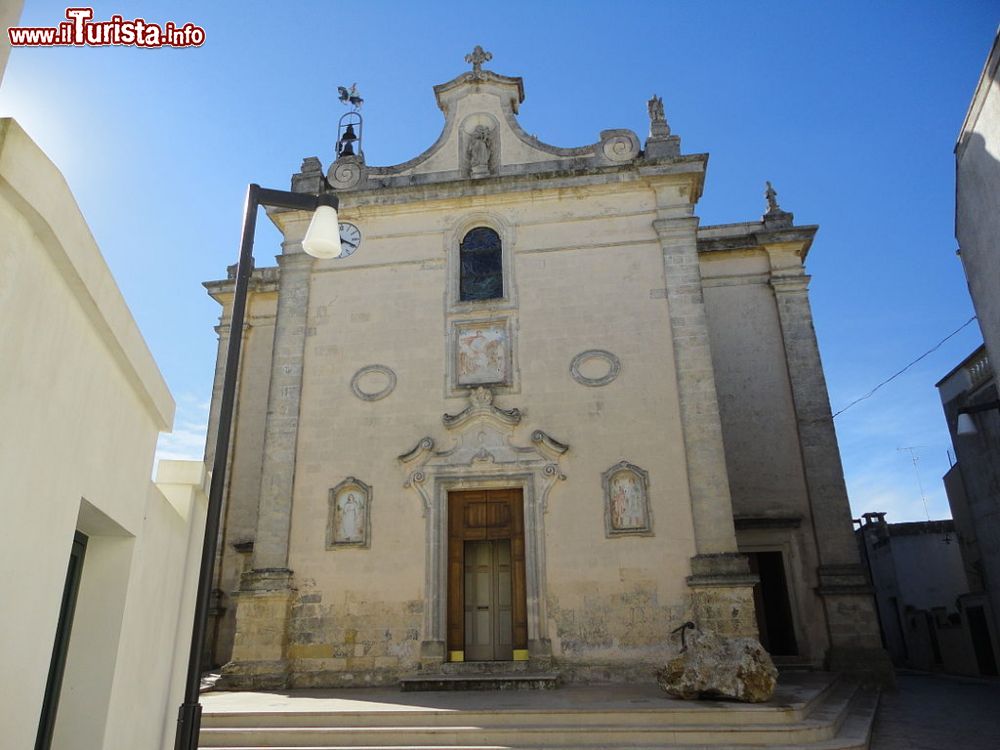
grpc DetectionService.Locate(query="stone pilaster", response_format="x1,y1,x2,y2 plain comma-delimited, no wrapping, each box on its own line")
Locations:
224,239,314,688
250,250,313,572
769,268,893,683
654,217,739,555
654,216,757,638
205,296,256,669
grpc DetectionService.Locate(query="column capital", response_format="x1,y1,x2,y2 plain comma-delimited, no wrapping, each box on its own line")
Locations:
653,216,700,241
275,251,315,270
686,553,758,587
770,273,811,294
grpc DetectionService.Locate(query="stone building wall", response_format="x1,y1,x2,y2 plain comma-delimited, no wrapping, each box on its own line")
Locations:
206,56,887,686
279,182,700,684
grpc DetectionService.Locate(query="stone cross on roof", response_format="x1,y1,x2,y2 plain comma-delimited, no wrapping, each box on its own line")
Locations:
465,45,492,74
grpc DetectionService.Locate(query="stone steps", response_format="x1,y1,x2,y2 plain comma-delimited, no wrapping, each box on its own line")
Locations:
202,674,837,730
440,660,534,674
198,674,877,749
398,672,560,692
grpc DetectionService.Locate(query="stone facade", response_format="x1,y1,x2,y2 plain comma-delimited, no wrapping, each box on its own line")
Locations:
204,54,888,687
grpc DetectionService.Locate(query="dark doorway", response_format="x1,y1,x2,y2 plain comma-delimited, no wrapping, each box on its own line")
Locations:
36,531,88,750
967,606,999,676
748,551,798,656
463,539,513,660
447,489,527,661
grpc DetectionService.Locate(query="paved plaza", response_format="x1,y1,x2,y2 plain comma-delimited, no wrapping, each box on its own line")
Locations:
199,670,1000,748
871,671,1000,749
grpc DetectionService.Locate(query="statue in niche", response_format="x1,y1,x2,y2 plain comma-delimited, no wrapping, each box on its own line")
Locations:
467,125,493,177
602,461,652,536
610,471,644,530
327,478,371,548
337,492,363,541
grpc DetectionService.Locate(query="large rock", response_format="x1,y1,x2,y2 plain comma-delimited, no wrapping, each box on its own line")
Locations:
656,627,777,703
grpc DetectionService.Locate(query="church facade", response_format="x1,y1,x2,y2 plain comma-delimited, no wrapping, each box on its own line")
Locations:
205,52,888,688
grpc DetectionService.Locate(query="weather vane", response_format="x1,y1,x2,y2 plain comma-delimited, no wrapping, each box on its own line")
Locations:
337,83,364,111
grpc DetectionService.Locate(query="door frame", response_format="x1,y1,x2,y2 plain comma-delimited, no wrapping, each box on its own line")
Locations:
448,489,527,661
418,472,553,666
36,531,88,750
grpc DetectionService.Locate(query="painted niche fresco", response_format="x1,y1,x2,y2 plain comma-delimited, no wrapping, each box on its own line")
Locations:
602,461,652,536
456,321,508,385
327,477,371,548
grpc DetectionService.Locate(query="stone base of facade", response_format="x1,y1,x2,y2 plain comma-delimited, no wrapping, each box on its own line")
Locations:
817,564,895,687
686,553,760,638
220,568,296,689
288,665,402,688
218,659,291,690
419,639,446,668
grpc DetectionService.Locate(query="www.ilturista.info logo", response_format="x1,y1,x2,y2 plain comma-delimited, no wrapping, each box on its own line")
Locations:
8,7,205,48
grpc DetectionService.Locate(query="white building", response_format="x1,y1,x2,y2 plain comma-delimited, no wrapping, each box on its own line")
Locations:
1,15,210,743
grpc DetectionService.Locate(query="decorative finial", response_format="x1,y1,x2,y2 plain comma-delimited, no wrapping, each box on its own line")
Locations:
762,181,793,227
648,95,665,123
647,94,670,139
465,45,492,74
765,181,780,213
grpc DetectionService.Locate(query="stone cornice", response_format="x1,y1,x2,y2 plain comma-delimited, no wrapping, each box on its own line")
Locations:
433,70,525,111
274,155,707,223
204,267,281,303
697,221,818,259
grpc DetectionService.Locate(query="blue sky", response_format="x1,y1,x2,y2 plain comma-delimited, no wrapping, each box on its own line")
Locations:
2,1,996,522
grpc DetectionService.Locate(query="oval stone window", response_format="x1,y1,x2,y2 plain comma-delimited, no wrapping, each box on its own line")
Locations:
570,350,621,387
350,365,397,401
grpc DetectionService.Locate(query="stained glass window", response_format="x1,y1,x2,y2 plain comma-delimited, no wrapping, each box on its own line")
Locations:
460,227,503,301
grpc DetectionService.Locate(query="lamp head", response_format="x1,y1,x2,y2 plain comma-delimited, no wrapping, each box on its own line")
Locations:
302,194,342,259
956,412,978,436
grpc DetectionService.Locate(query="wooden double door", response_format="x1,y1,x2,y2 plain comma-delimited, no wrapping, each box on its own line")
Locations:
448,489,528,661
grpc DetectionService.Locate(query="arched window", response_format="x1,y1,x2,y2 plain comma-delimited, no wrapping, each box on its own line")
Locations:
459,227,503,301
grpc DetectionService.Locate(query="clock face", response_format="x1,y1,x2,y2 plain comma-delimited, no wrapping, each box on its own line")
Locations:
339,222,361,257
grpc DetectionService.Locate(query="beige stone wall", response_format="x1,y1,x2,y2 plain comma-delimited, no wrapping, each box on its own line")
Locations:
232,180,705,680
699,248,830,666
700,251,810,518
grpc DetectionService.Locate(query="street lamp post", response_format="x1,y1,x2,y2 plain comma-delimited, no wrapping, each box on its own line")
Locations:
173,184,341,750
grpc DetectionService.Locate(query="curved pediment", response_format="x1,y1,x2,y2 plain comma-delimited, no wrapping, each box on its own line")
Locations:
324,50,646,191
397,387,568,516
